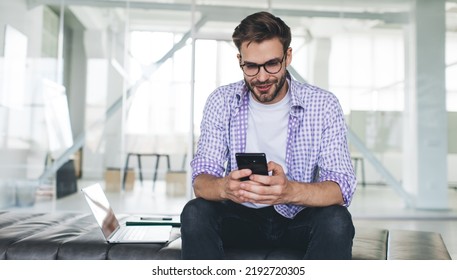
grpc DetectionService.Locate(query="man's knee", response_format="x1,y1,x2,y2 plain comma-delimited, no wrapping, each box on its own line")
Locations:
181,198,220,232
182,196,220,214
315,205,355,239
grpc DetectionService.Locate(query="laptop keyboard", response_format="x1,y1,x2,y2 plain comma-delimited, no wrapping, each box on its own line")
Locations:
114,226,151,241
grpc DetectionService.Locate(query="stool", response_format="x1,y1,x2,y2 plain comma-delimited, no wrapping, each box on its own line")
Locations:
122,153,170,191
351,156,366,188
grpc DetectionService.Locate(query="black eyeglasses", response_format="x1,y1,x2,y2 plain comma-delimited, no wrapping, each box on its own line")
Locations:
239,53,286,77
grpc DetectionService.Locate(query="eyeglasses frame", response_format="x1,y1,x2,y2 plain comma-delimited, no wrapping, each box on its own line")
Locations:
239,52,287,77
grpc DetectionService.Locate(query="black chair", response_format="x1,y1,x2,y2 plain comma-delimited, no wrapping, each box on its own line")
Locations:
122,153,170,191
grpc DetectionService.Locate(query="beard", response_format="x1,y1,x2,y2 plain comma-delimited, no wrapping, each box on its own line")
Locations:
245,71,288,104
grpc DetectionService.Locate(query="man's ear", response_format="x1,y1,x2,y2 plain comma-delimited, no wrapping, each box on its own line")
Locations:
237,53,241,63
285,47,292,66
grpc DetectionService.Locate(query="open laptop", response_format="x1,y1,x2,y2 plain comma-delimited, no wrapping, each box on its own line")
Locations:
81,183,172,243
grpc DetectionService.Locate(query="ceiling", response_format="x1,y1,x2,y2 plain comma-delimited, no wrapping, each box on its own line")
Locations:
27,0,457,39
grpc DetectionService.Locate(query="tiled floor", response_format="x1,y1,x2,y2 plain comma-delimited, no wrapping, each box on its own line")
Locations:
8,179,457,260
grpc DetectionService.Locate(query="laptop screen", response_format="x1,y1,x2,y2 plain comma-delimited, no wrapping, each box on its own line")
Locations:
82,184,120,239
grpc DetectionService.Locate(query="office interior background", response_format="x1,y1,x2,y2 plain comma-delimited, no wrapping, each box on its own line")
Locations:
0,0,456,259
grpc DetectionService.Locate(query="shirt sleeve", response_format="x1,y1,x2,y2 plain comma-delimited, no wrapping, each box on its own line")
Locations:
317,94,357,206
190,89,230,183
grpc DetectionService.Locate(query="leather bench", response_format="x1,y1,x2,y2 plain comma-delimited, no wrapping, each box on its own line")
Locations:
0,211,451,260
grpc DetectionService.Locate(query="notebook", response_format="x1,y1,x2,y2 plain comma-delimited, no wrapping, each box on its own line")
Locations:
81,183,172,243
125,215,181,227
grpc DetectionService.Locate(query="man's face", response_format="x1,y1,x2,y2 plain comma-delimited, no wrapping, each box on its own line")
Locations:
238,38,292,104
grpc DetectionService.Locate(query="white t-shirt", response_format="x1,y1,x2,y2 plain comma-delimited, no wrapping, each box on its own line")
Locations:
243,92,290,208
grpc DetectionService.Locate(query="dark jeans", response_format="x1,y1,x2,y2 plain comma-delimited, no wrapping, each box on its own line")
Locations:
180,198,355,260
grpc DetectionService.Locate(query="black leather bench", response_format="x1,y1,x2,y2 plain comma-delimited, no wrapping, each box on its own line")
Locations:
0,212,451,260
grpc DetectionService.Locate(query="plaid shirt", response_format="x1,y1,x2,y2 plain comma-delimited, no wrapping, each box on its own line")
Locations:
191,74,357,218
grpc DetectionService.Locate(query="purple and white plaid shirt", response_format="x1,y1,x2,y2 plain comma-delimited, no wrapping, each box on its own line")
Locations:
191,73,357,218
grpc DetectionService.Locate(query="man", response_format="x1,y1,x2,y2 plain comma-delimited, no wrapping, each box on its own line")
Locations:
180,11,357,260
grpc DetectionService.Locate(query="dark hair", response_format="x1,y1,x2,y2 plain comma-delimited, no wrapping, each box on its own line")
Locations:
232,11,291,53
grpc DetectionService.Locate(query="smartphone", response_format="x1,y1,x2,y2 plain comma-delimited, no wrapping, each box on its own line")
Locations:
235,153,268,181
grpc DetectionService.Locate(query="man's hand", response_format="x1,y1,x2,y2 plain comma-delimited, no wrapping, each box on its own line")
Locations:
193,168,257,203
221,168,257,203
237,161,292,205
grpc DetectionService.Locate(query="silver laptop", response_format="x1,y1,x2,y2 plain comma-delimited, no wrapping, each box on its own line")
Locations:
81,183,172,243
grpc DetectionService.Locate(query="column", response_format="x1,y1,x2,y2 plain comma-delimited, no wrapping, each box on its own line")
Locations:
403,0,448,209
